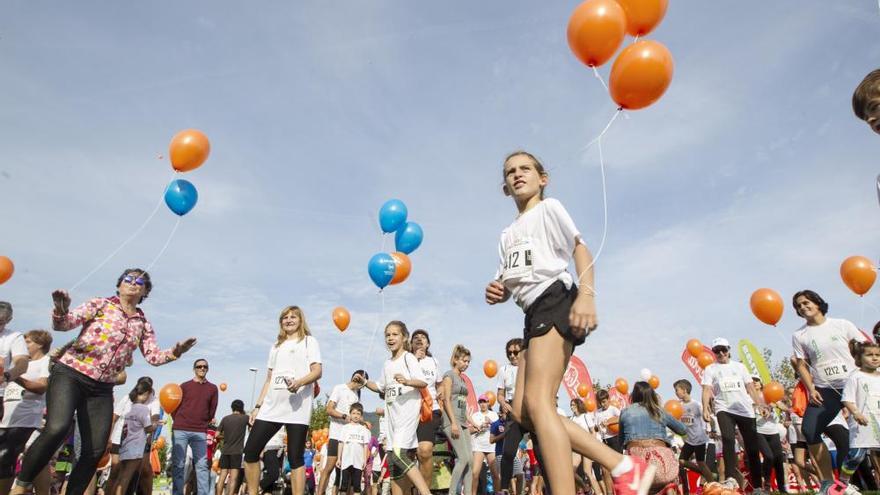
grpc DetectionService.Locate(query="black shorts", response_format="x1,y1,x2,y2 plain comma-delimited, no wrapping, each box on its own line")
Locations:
339,466,363,492
416,410,442,443
371,471,381,484
110,443,121,454
219,454,243,469
523,281,585,349
603,435,622,453
680,443,707,463
326,438,340,457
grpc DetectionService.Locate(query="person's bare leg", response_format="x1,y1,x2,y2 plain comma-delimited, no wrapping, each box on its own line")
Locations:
402,465,430,495
487,453,500,493
471,451,485,495
291,466,305,495
315,456,338,495
807,442,833,482
244,462,263,495
416,441,433,487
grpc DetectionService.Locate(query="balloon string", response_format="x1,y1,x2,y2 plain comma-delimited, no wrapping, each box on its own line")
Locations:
581,109,622,154
145,216,182,272
69,171,177,291
340,331,345,386
591,66,609,93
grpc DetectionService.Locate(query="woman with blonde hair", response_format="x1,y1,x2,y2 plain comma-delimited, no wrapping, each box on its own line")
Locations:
440,344,474,495
243,306,322,495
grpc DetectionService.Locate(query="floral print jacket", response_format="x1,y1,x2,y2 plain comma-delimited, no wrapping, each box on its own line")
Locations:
52,296,178,383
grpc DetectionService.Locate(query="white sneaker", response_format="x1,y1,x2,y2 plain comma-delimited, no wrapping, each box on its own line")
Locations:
843,483,862,495
720,478,740,490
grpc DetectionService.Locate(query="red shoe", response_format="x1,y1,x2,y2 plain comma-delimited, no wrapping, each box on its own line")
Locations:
612,456,657,495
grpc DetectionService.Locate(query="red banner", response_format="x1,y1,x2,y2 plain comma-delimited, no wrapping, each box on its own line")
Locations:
562,355,595,400
681,344,713,384
460,372,479,416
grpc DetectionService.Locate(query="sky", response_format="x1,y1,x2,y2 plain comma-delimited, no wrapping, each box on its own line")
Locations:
1,1,879,423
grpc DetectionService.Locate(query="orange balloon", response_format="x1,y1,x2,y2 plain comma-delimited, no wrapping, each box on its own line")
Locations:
763,381,785,404
664,399,683,419
686,339,703,358
609,40,674,110
697,351,715,369
841,256,877,296
0,256,13,285
567,0,627,67
219,383,227,392
485,391,497,408
577,383,590,398
648,375,660,389
614,0,669,37
750,288,784,326
332,306,351,332
614,378,628,395
607,418,620,434
389,252,412,285
484,359,498,379
159,383,183,414
169,129,210,172
154,436,166,450
584,397,597,412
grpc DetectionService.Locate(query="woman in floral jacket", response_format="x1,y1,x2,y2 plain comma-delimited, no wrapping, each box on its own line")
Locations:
12,268,196,495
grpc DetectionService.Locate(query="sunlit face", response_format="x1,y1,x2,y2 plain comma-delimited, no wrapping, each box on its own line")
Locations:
281,311,301,334
794,296,820,319
506,344,521,366
194,360,209,378
456,355,471,372
503,154,547,202
411,333,429,353
862,347,880,371
350,408,363,423
385,325,404,353
24,336,42,358
117,272,147,301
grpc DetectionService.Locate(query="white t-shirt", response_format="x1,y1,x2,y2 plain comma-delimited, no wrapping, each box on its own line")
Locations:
571,413,598,441
112,393,160,444
371,447,383,473
339,422,370,469
494,198,582,310
757,409,780,435
0,329,27,397
265,428,286,449
842,370,880,448
376,352,426,449
119,403,151,460
258,336,322,424
792,318,864,389
417,356,441,411
1,355,50,428
471,410,499,453
680,400,710,446
328,384,359,440
596,406,620,439
702,361,755,418
496,364,517,402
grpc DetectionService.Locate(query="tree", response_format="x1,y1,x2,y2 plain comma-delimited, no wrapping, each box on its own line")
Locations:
762,347,797,389
310,397,329,431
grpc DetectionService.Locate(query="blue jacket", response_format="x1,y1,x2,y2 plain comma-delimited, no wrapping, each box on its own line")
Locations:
619,404,686,446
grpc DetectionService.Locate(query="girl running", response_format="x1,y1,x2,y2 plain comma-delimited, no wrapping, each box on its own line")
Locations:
244,306,322,495
485,150,653,495
440,344,474,495
839,339,880,489
113,380,155,495
362,321,431,495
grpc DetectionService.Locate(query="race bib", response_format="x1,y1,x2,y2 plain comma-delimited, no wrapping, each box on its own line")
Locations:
385,386,400,403
682,415,694,426
719,376,744,394
272,375,292,391
502,239,533,280
3,383,24,402
817,360,849,382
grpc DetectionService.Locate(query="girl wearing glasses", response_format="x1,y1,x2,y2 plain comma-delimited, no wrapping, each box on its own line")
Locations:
12,268,196,495
700,337,766,491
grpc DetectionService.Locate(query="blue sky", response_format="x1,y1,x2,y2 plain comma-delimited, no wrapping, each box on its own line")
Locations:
1,1,879,419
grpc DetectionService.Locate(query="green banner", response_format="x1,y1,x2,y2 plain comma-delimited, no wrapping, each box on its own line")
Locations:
738,339,771,384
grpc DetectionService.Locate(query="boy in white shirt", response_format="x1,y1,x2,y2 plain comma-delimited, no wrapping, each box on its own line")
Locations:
336,403,371,495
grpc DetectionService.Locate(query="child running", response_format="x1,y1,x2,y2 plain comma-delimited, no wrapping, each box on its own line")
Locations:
362,321,431,495
839,339,880,493
336,403,371,495
485,150,654,495
673,379,715,491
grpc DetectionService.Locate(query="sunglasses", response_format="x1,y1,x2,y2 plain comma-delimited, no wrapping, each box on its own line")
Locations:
712,347,729,354
507,349,520,357
194,365,209,370
122,275,146,286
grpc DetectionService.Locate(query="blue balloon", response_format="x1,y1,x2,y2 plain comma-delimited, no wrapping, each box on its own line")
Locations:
379,199,408,234
394,222,423,254
368,253,396,289
164,179,198,216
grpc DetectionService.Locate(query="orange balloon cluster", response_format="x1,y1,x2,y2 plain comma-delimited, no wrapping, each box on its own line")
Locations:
332,307,351,332
697,351,715,369
686,339,703,357
154,436,166,450
750,288,784,326
484,359,498,379
577,383,591,398
615,378,628,395
840,256,877,296
390,252,412,285
664,399,683,419
311,427,330,450
0,256,13,285
169,129,211,173
567,0,674,111
763,381,785,404
159,383,183,414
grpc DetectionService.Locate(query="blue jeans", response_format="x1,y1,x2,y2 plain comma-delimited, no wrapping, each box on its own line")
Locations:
173,430,209,495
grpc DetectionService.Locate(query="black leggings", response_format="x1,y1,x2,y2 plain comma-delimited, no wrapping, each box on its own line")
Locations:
825,424,849,469
716,411,761,484
243,420,308,468
0,427,36,477
500,421,524,490
757,432,786,492
260,448,283,491
16,363,114,495
802,387,844,445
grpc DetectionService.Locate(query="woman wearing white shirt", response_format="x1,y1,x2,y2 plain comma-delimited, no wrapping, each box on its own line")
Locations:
701,337,767,490
244,306,322,495
0,330,51,494
470,395,500,495
790,289,866,493
410,329,442,486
